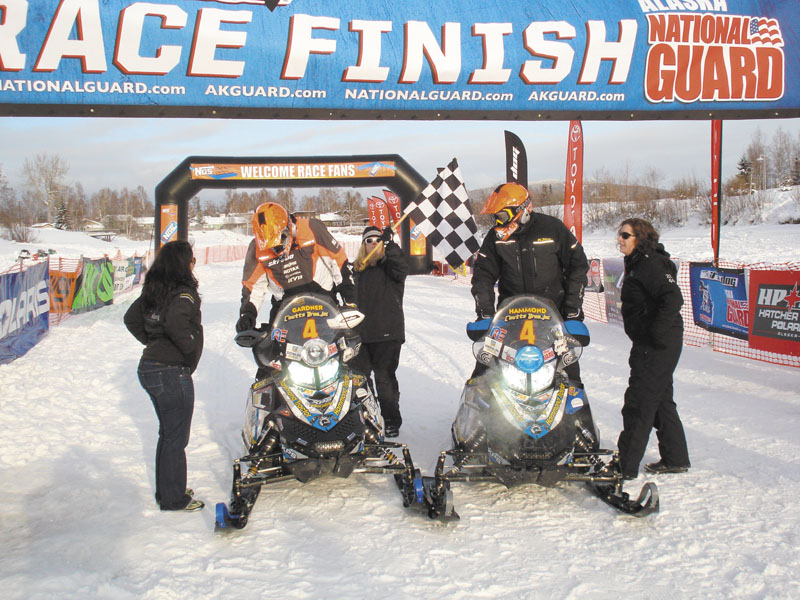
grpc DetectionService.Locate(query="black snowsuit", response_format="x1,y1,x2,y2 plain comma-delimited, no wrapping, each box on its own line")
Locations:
351,241,409,429
470,212,588,381
617,245,690,477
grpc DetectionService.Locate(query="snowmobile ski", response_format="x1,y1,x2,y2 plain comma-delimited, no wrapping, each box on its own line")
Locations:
589,480,659,517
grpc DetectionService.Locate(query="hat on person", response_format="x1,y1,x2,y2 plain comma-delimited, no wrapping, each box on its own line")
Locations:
362,226,382,243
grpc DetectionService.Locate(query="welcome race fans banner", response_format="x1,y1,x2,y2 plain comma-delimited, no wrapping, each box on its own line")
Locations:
688,263,748,340
2,1,798,120
0,261,50,364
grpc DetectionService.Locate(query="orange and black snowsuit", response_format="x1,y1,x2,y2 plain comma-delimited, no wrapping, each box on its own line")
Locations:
238,217,355,328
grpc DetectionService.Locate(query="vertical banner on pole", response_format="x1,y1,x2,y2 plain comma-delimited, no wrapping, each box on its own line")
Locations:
382,189,403,223
563,120,584,242
368,197,391,229
160,204,179,245
711,120,723,265
504,131,528,189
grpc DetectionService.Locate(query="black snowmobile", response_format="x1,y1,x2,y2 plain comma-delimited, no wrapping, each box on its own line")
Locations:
216,293,424,530
406,295,659,520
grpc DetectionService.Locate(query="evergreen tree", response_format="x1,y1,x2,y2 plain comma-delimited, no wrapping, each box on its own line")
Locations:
54,199,69,230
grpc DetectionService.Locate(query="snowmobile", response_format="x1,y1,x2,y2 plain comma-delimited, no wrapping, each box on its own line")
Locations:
407,295,659,520
215,293,430,530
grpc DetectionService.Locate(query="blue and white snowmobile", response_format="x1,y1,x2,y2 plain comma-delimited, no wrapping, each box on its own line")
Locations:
215,293,425,530
408,295,659,520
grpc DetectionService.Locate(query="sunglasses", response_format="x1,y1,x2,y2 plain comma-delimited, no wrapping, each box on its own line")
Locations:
364,236,381,244
618,231,635,240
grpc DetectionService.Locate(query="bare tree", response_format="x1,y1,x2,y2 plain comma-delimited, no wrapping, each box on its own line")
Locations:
22,153,69,224
769,128,793,187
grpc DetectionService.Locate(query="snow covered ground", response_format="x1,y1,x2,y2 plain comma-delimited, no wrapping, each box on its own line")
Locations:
1,217,800,599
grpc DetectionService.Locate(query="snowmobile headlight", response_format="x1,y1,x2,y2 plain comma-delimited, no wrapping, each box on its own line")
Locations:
500,361,528,394
528,362,556,395
287,360,316,387
499,360,556,396
316,356,340,387
301,338,329,366
286,356,340,390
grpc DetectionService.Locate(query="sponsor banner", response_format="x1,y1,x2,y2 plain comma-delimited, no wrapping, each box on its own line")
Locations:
689,263,748,340
369,197,391,229
49,269,78,315
132,256,145,285
748,270,800,355
602,258,625,326
113,257,137,293
72,258,115,314
2,1,797,119
504,130,527,189
0,261,50,364
160,204,179,244
382,189,403,223
586,258,604,293
189,161,396,180
563,120,584,242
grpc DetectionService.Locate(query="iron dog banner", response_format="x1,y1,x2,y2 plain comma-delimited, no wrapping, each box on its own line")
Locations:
1,1,797,120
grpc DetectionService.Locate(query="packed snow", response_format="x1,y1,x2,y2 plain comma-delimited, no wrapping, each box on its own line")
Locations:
1,215,800,599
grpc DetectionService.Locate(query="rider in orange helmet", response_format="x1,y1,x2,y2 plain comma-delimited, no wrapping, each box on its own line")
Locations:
237,202,356,336
471,183,588,382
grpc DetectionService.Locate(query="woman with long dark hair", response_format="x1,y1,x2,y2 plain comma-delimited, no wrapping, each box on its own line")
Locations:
616,218,690,479
124,240,204,511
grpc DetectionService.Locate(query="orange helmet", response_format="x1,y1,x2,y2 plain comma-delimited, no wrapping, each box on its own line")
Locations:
481,183,532,240
252,202,291,254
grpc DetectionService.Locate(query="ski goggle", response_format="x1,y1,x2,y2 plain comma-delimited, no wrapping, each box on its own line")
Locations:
494,202,528,226
271,229,291,254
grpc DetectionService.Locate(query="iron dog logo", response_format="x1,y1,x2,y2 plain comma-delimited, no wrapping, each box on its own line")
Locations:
645,13,785,103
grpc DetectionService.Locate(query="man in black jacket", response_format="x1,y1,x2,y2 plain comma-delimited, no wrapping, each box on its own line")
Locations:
470,183,588,382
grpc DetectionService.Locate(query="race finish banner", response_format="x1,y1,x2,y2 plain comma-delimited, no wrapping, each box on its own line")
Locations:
1,0,798,121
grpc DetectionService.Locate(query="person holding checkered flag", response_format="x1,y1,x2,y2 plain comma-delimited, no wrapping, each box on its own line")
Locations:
470,182,589,384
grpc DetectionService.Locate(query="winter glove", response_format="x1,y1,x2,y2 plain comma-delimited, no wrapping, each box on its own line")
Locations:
562,305,584,321
236,301,258,333
380,226,393,244
476,308,494,320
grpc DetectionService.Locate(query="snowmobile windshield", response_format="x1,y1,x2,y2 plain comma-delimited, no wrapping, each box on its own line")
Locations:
482,296,564,396
271,294,345,393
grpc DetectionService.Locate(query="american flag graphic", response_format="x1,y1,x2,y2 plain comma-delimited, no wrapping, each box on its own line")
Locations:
749,17,784,47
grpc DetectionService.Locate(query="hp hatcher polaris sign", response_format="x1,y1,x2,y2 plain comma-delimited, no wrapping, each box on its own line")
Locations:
1,0,798,120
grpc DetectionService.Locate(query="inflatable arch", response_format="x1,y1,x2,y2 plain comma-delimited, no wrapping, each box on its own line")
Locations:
155,154,432,274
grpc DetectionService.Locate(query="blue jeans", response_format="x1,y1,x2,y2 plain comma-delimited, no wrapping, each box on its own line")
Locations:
137,360,195,510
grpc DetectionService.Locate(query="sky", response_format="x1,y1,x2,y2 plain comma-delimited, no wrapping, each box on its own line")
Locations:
1,116,799,203
1,220,800,599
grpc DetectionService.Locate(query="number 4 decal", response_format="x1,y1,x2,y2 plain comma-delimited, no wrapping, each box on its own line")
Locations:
303,318,318,339
520,319,536,344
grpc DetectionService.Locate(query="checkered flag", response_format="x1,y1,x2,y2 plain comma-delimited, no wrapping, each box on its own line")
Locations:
404,158,480,268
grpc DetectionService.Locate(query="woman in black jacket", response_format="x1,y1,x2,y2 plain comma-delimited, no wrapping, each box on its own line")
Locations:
616,218,690,479
351,226,409,437
124,240,204,511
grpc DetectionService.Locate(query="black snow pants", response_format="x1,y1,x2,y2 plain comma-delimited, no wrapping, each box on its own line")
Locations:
350,340,403,428
617,338,690,477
